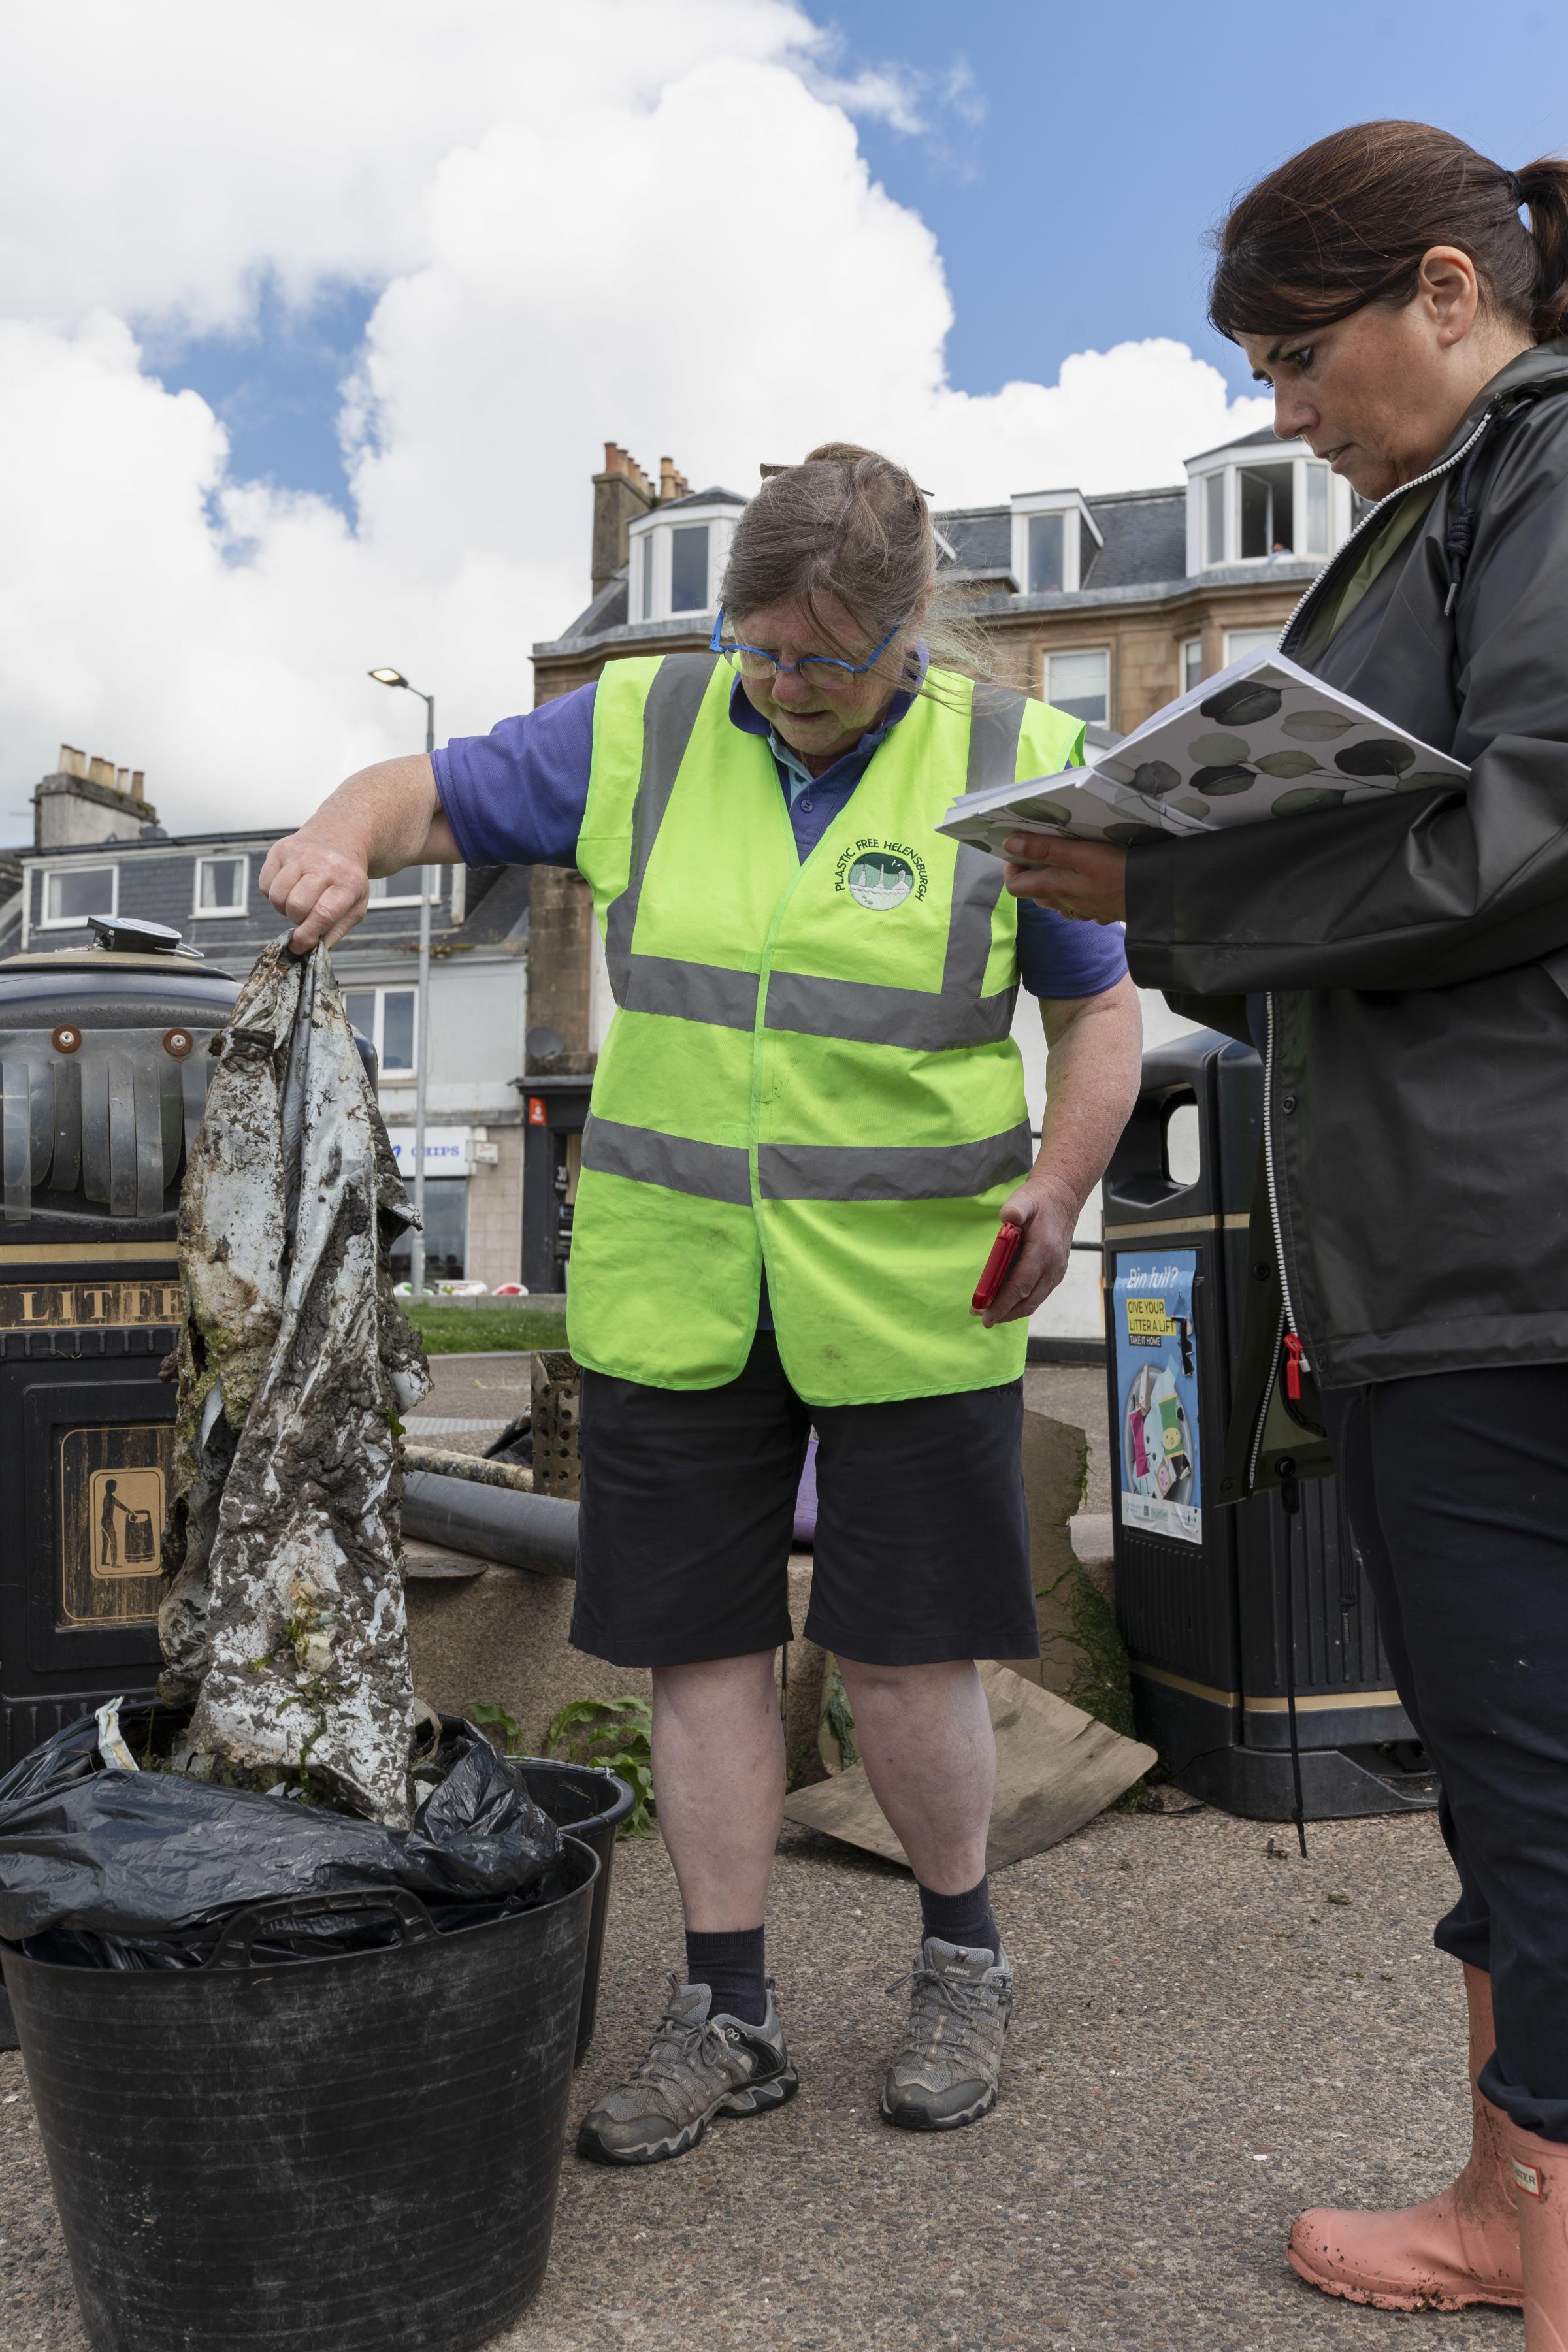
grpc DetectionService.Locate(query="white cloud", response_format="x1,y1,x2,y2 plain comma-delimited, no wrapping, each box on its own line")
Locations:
0,2,1268,837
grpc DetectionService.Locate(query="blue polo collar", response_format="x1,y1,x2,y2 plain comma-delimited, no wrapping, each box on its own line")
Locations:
726,648,928,797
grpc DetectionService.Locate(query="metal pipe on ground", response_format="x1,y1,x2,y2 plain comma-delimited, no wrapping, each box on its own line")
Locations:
402,1470,579,1579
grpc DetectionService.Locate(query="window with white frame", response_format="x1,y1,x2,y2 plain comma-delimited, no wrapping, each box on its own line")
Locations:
1303,461,1331,554
627,502,740,625
1026,512,1066,595
669,525,710,613
368,867,442,907
193,853,247,916
1194,449,1338,568
1010,494,1100,597
1181,637,1204,694
1239,463,1294,559
1044,648,1109,725
1224,627,1281,668
343,986,417,1077
40,863,117,928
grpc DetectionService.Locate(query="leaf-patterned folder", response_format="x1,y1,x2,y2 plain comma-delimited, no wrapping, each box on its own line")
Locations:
936,652,1469,858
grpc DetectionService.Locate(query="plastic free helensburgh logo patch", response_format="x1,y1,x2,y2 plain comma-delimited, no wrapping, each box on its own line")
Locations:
836,838,929,911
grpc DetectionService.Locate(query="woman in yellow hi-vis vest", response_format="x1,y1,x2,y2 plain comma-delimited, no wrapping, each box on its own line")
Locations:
265,443,1141,2163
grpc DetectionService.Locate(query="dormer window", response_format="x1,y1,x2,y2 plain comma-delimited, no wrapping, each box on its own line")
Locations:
1026,512,1065,594
1009,491,1102,597
1187,435,1350,570
670,525,710,613
627,491,745,625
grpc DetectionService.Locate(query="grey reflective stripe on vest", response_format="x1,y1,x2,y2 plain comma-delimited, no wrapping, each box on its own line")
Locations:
763,970,1013,1051
618,958,1015,1049
583,1113,1031,1206
602,657,719,1003
759,1121,1033,1203
966,679,1028,797
581,1111,751,1206
623,955,758,1029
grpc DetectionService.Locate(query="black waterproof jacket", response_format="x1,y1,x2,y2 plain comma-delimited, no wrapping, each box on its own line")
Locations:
1126,341,1568,1492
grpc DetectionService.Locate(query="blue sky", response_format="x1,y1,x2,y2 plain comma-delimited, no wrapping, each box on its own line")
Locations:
154,0,1568,512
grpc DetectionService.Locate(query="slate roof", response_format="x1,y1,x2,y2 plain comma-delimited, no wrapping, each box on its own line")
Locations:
1185,422,1282,463
659,486,748,510
559,568,629,642
538,444,1318,658
1077,489,1188,587
930,487,1188,593
8,829,528,966
935,507,1012,572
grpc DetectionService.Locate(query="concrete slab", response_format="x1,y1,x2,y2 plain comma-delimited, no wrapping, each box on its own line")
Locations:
415,1354,534,1455
0,1805,1512,2352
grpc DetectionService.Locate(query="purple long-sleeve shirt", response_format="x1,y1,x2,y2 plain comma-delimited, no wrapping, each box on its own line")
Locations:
433,675,1129,1000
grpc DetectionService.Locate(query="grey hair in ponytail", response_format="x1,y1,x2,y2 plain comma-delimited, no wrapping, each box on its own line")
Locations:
719,442,988,683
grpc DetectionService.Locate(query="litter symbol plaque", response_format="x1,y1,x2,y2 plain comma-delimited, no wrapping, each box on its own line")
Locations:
1113,1250,1201,1546
58,1425,170,1625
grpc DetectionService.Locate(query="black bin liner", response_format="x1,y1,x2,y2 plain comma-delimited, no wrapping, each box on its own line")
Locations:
0,1702,565,1969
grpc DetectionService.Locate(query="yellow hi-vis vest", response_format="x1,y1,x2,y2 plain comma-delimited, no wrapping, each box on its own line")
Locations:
567,653,1084,1405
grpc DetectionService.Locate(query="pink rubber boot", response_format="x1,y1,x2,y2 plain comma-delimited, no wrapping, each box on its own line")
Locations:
1509,2122,1568,2349
1287,1963,1523,2311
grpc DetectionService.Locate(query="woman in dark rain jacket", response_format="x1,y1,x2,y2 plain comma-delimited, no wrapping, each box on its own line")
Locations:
1009,120,1568,2342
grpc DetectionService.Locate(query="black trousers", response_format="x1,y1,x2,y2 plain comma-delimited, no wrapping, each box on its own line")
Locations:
1327,1366,1568,2140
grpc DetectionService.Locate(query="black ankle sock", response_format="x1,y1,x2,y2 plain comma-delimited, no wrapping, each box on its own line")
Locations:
685,1926,768,2026
917,1873,1000,1959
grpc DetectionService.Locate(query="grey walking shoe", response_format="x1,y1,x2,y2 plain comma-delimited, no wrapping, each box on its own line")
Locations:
880,1937,1013,2132
576,1976,798,2167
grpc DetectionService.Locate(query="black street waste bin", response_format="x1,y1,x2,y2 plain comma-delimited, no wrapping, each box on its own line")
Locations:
1102,1029,1436,1821
0,917,238,1771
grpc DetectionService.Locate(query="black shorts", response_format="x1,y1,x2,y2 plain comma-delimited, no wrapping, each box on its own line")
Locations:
570,1331,1037,1669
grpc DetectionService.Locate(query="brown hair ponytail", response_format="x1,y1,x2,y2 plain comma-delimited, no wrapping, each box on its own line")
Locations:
1517,155,1568,339
1209,121,1568,344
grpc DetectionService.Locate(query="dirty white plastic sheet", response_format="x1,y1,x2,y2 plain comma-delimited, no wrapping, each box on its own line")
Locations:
159,940,431,1825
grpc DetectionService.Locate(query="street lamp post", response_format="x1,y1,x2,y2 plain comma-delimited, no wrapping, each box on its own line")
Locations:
368,667,436,1301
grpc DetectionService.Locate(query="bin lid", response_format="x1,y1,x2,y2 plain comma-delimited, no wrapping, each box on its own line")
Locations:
0,921,240,1228
1,913,228,977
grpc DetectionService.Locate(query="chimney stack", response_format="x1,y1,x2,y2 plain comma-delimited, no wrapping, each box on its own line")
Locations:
591,442,658,599
35,749,159,849
659,456,690,503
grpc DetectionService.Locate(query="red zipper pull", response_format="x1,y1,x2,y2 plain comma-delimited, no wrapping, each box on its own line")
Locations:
1284,1333,1303,1400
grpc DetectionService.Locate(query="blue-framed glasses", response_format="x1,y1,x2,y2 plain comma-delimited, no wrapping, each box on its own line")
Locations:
710,606,907,693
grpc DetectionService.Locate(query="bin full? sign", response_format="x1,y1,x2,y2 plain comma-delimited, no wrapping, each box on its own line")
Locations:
1113,1250,1201,1547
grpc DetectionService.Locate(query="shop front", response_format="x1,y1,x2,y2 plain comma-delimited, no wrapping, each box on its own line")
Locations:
387,1127,474,1282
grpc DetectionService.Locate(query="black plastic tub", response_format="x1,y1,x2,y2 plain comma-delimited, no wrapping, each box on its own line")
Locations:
1,1840,597,2352
514,1760,634,2063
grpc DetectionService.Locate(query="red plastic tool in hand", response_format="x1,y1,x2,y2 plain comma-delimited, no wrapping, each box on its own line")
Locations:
971,1220,1023,1312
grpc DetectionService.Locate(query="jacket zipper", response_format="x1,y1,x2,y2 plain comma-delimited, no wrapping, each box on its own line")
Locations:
1277,404,1499,659
1245,404,1501,1490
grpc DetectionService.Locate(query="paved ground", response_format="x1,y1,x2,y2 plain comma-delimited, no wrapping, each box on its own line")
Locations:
1025,1361,1113,1512
410,1350,534,1454
0,1803,1511,2352
3,1358,1487,2348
